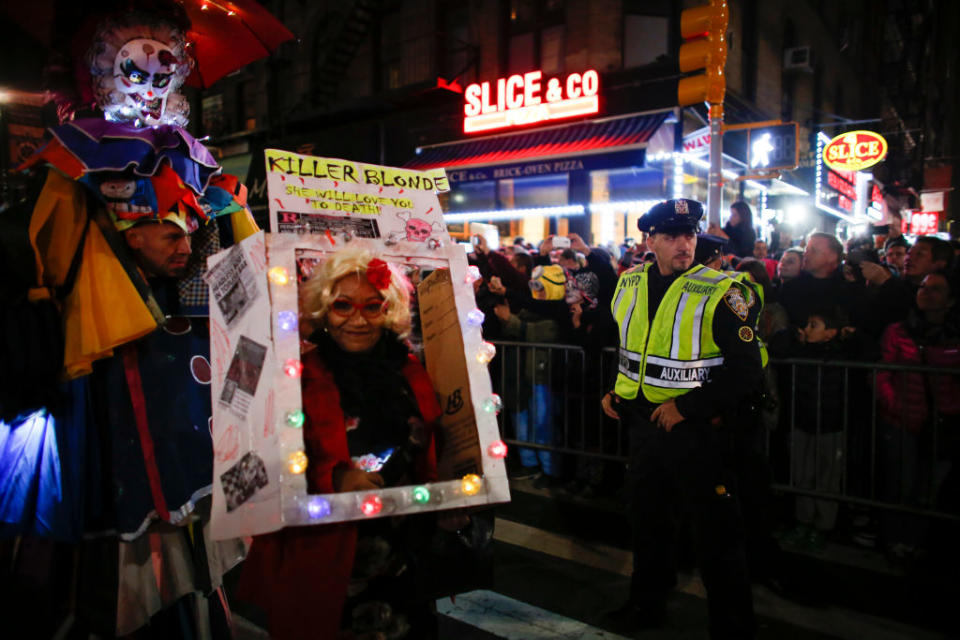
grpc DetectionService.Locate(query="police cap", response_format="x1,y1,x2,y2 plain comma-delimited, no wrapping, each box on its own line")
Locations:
637,199,704,234
694,233,727,265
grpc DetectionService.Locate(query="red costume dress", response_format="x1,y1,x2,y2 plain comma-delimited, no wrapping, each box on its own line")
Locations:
239,341,440,640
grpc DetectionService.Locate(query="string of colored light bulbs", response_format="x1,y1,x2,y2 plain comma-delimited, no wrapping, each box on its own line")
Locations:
268,261,508,520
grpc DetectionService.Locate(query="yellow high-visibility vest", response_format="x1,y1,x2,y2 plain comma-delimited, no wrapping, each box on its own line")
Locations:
612,263,750,402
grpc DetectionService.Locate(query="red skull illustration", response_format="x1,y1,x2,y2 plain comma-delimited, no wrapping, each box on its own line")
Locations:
405,217,433,242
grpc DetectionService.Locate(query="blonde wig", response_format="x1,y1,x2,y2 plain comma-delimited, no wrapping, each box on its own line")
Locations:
87,11,193,127
302,247,413,339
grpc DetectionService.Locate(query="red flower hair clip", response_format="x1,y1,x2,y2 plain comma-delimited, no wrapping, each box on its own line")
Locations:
366,258,392,290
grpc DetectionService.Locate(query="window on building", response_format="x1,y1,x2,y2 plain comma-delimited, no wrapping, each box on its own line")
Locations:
741,0,758,102
234,80,246,131
448,180,497,212
509,33,536,73
834,84,845,118
780,19,797,121
622,0,669,69
498,173,568,209
506,0,565,74
379,0,434,90
440,4,477,86
540,25,565,74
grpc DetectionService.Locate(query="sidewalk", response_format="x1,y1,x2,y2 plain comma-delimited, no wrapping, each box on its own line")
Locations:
229,479,953,639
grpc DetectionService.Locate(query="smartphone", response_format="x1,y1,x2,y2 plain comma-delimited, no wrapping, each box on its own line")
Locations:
469,222,500,250
553,236,571,249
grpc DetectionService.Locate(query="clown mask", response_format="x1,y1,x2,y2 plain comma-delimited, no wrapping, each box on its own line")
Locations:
113,38,179,125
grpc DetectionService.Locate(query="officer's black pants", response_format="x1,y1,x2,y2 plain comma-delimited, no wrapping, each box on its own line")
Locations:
625,411,756,639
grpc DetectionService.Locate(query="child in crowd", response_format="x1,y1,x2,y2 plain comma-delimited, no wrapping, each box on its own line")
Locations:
770,307,876,550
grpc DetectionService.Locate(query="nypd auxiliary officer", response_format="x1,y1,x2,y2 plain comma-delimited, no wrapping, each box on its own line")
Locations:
602,199,761,638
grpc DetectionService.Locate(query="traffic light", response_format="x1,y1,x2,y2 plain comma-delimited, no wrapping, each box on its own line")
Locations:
677,0,728,106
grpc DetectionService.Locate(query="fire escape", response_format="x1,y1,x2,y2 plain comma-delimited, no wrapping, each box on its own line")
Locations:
877,0,929,188
310,0,383,111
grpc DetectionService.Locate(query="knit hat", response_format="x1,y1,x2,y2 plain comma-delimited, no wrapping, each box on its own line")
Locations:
566,271,600,309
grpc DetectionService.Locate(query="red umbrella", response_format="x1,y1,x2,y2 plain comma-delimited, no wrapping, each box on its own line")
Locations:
0,0,295,91
183,0,295,88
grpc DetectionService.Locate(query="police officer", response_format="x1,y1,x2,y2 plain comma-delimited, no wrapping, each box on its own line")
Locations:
602,199,761,638
694,233,728,271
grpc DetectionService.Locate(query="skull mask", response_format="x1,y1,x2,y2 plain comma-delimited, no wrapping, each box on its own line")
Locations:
405,218,433,242
113,38,179,125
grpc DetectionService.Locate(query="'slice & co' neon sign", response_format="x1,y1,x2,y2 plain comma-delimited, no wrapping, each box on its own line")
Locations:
463,69,600,134
822,130,888,172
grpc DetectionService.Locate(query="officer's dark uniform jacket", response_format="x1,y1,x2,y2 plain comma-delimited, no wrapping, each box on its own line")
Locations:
612,262,763,421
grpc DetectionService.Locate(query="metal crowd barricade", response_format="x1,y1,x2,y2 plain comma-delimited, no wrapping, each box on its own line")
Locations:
769,357,960,523
489,340,626,462
489,340,960,523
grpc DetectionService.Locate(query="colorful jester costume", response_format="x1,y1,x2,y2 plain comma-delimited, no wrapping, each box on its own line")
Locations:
1,8,257,635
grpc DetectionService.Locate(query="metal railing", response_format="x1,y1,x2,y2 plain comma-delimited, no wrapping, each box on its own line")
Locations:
489,341,960,523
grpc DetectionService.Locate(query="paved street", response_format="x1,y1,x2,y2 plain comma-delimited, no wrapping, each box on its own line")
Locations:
231,480,953,639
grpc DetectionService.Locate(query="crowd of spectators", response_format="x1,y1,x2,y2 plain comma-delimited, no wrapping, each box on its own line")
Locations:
467,201,960,565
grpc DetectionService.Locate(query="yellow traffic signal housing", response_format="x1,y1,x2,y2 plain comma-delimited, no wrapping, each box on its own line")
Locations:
677,0,728,106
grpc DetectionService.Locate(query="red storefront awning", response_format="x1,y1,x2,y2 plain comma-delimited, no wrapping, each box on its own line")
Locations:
406,111,670,170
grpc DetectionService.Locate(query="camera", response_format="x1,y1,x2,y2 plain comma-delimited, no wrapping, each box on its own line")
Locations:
846,248,871,266
553,236,571,249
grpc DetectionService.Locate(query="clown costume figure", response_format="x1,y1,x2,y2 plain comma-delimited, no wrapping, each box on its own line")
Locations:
1,5,260,638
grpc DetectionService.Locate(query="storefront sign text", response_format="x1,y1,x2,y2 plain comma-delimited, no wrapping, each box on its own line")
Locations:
683,126,710,155
903,210,939,236
823,130,888,172
463,69,600,134
443,148,647,184
827,170,856,201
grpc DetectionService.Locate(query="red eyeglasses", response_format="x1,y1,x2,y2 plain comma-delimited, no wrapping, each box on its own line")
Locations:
329,298,388,319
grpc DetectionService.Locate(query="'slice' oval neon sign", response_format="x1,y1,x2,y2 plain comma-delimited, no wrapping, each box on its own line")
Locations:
823,130,888,172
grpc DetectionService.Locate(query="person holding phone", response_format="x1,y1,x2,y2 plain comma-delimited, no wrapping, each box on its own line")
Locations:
240,248,468,640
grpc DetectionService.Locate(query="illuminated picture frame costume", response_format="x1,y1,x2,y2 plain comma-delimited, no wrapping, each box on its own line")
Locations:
207,152,510,538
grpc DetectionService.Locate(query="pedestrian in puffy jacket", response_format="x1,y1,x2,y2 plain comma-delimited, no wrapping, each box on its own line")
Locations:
876,270,960,560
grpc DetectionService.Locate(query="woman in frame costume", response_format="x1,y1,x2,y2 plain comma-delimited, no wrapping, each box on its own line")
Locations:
239,248,449,640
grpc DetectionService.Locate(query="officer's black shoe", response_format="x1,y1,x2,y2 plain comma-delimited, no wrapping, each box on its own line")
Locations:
600,601,666,633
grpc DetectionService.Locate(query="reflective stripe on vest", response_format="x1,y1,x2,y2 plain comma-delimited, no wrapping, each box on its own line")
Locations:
612,264,736,402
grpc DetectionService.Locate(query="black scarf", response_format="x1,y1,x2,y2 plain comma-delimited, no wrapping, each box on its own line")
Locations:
310,329,421,461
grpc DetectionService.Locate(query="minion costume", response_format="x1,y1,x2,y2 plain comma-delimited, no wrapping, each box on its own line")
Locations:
606,200,760,638
0,9,256,636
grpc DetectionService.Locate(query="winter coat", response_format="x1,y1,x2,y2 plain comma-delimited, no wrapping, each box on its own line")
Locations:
877,318,960,432
779,270,866,330
770,330,878,433
723,222,757,258
500,308,562,398
237,344,440,640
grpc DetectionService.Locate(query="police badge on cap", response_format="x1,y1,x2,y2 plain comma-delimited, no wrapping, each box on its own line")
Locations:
637,198,704,234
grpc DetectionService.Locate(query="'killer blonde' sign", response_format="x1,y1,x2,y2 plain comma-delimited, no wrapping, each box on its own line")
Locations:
463,69,600,133
823,130,888,172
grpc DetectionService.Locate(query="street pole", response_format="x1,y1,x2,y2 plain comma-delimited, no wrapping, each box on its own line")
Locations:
708,103,723,227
